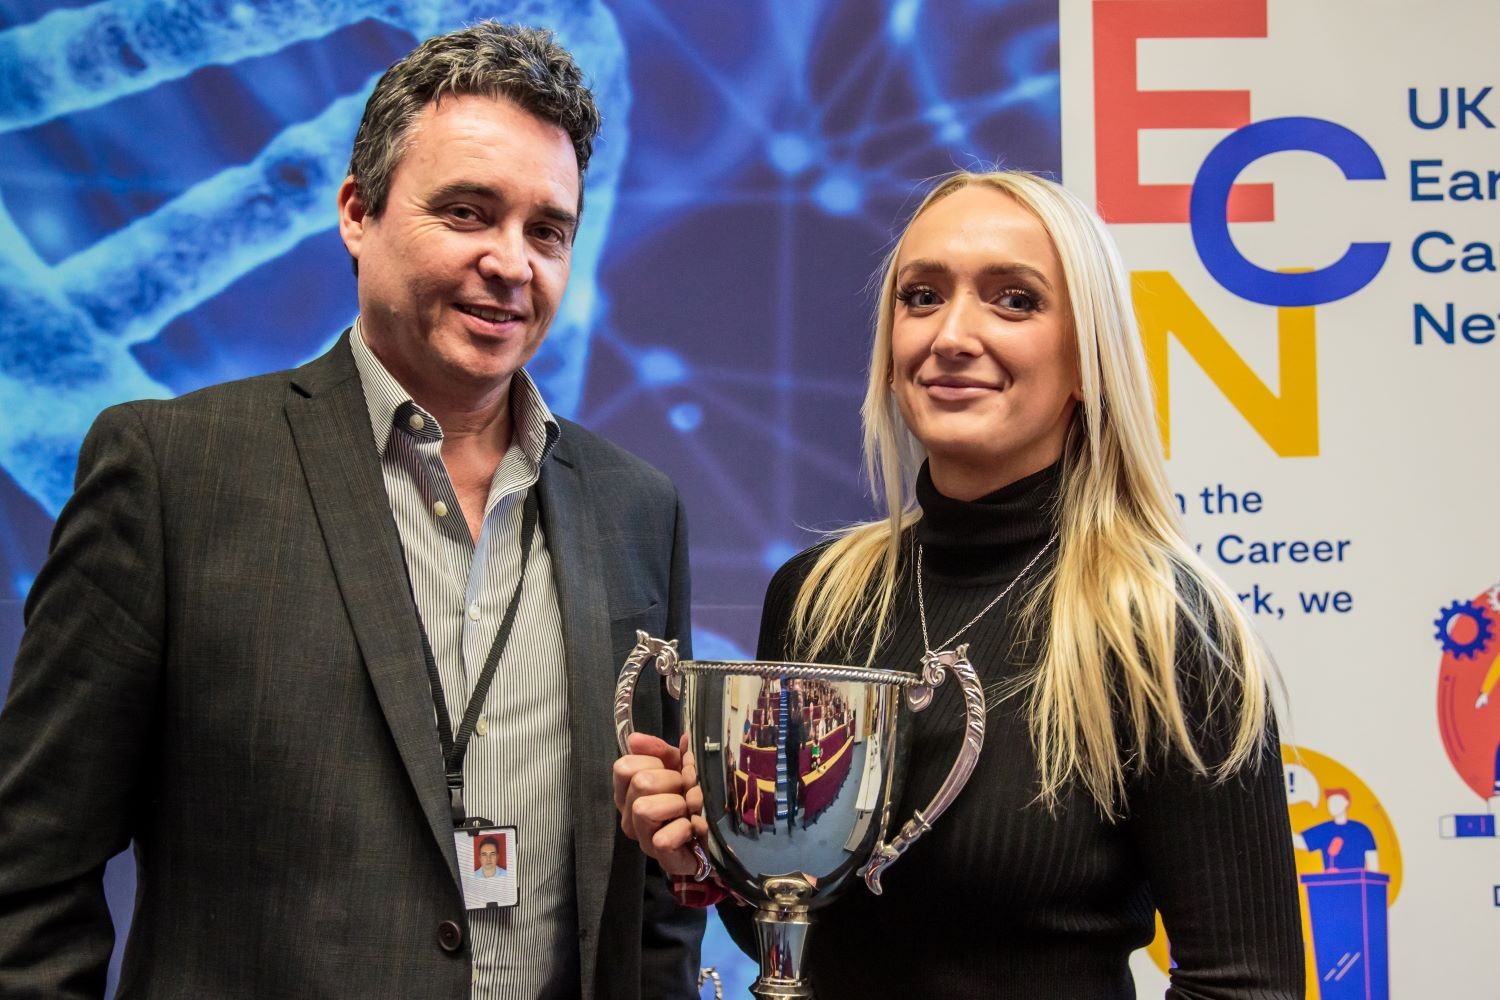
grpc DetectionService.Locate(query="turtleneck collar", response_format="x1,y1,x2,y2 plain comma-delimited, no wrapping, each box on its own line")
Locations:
914,459,1062,584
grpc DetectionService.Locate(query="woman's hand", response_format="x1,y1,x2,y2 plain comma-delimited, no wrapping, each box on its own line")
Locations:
612,731,709,877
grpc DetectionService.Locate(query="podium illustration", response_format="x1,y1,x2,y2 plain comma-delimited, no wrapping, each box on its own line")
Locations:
1300,870,1390,1000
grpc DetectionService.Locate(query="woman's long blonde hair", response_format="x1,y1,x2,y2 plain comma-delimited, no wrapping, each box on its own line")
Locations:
788,170,1274,816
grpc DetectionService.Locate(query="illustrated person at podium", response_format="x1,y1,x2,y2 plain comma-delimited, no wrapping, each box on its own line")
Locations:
1296,788,1379,871
615,170,1303,997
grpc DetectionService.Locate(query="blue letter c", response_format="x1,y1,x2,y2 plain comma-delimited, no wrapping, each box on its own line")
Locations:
1190,117,1389,307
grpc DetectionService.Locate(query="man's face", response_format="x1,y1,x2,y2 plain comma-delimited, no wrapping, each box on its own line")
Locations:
338,94,581,409
479,842,499,874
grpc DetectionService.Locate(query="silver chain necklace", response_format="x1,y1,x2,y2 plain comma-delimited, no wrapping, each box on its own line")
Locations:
917,534,1058,654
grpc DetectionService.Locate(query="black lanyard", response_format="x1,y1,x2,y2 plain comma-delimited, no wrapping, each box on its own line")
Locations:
413,488,540,825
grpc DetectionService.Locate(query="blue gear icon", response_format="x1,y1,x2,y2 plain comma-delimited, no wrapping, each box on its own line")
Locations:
1434,599,1495,659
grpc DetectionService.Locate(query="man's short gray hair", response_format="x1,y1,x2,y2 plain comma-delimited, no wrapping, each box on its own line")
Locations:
348,21,601,218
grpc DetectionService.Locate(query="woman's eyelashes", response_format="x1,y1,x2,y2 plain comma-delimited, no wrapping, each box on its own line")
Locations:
996,287,1042,313
894,284,940,308
894,282,1044,315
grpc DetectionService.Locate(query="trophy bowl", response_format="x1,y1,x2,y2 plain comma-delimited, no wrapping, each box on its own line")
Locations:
615,633,985,1000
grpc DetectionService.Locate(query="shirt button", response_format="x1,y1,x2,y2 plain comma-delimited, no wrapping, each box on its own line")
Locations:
408,413,425,432
475,716,489,737
467,603,481,622
433,500,448,518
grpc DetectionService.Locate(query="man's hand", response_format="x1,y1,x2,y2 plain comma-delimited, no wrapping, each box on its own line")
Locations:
612,732,708,877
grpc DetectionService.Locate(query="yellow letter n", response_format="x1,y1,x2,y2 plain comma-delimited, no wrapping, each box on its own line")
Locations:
1133,271,1318,458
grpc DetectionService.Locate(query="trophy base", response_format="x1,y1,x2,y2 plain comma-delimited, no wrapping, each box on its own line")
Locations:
751,878,816,1000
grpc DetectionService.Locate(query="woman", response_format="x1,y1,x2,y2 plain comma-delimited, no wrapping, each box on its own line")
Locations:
615,170,1303,998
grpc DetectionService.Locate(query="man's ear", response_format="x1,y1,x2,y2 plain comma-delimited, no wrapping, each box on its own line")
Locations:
337,176,369,260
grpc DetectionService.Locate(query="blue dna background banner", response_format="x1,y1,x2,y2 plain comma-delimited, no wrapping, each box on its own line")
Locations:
0,1,1059,993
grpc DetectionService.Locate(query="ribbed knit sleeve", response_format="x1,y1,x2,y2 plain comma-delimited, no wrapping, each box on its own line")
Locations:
1129,715,1305,999
1127,599,1305,999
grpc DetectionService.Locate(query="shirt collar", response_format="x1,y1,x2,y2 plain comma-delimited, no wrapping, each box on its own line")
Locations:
348,320,559,469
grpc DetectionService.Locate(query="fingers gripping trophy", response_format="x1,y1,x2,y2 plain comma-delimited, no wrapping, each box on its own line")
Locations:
614,632,986,999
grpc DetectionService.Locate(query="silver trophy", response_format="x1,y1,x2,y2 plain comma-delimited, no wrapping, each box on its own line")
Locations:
614,632,985,1000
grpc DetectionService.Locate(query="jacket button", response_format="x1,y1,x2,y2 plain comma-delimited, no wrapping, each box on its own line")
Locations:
438,920,463,953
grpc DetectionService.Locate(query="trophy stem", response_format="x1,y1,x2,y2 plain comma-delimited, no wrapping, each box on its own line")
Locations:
749,876,816,999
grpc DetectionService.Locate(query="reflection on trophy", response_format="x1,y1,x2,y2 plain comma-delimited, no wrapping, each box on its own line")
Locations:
614,632,986,1000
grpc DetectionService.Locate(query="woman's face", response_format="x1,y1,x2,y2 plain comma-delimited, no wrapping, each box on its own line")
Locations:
889,184,1081,499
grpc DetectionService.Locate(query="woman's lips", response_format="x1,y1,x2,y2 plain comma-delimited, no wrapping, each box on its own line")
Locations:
922,378,1001,402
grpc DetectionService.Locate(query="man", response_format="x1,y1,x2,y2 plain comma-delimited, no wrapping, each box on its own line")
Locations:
783,680,802,834
476,839,504,879
0,22,702,999
467,835,517,910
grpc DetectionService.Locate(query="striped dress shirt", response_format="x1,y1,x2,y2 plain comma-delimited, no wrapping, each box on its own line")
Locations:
351,325,578,999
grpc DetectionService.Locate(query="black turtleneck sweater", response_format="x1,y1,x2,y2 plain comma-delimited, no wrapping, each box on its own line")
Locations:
720,462,1303,999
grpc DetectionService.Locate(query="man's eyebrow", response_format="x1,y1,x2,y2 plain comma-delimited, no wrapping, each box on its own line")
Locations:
428,181,500,203
896,258,1054,292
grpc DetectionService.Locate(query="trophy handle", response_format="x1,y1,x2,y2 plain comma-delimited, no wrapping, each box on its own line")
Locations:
613,631,681,755
860,644,984,895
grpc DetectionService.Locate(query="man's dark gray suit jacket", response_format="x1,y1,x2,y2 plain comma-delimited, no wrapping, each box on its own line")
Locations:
0,335,704,998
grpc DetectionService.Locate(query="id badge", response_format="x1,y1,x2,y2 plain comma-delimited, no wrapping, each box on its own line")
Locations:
455,825,518,910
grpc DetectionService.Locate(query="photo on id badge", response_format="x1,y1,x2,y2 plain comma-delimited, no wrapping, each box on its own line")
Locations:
456,825,518,910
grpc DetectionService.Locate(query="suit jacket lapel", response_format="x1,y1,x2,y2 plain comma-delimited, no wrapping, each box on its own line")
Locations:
537,433,615,987
283,336,457,882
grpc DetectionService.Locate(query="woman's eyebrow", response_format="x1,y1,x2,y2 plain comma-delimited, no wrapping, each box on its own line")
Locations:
896,259,1053,292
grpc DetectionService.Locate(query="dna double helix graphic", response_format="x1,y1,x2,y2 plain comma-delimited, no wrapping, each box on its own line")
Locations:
0,0,629,516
